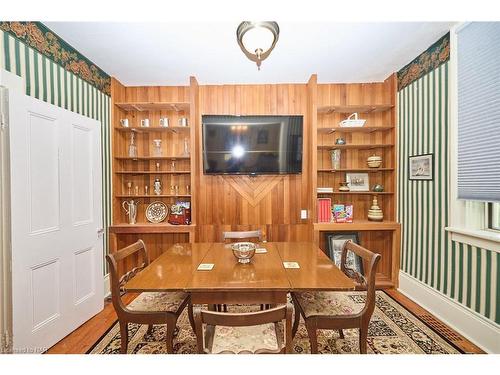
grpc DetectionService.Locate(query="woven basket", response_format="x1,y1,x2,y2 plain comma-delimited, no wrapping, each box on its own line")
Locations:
339,112,366,127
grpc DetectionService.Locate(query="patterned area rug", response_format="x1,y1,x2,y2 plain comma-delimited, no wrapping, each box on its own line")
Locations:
89,291,462,354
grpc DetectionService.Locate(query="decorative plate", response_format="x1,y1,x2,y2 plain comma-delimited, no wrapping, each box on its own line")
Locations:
145,201,168,223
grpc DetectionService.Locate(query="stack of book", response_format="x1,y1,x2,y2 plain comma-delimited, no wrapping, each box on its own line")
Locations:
317,198,332,222
317,187,334,193
333,204,353,223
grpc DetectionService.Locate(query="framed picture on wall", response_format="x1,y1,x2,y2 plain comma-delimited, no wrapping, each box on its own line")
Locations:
409,153,434,180
325,232,364,275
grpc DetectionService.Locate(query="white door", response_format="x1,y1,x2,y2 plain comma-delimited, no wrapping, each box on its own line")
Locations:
7,79,104,353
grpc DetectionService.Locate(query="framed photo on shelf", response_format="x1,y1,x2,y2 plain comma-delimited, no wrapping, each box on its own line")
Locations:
325,232,364,275
409,153,433,180
346,173,369,191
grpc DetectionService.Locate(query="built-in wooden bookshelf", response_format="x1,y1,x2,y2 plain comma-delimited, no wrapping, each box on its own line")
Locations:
108,74,400,288
109,78,199,261
309,74,401,288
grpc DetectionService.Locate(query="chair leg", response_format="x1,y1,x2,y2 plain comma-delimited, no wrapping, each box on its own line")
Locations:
165,322,176,354
305,321,318,354
188,303,195,332
338,329,344,339
147,324,154,335
359,322,369,354
292,305,301,338
119,321,128,354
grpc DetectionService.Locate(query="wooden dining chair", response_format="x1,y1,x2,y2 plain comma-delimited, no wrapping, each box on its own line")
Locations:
291,240,381,354
194,303,293,354
222,229,263,242
218,229,265,312
106,239,192,354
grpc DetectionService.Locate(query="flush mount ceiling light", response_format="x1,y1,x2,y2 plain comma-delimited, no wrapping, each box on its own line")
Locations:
236,21,280,70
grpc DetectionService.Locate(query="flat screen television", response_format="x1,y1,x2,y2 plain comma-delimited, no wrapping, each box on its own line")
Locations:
202,115,303,175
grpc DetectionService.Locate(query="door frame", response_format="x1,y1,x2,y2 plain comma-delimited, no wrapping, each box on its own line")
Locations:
0,69,23,354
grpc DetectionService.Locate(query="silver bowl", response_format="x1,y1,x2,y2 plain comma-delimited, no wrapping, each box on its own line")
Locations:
231,242,256,264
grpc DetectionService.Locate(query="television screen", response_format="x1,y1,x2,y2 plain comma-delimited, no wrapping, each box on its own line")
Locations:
202,115,303,175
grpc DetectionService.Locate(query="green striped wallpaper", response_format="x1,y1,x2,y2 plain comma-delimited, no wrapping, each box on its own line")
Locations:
0,29,112,273
398,61,499,324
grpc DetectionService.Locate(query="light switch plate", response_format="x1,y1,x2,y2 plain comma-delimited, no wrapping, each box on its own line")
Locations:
300,209,308,219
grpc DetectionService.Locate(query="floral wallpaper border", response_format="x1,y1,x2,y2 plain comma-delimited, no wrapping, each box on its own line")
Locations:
397,32,450,91
1,21,111,95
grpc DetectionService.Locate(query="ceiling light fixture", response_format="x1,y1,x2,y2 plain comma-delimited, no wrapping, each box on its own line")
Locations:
236,21,280,70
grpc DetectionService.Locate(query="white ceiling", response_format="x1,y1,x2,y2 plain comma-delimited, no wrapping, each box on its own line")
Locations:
44,22,454,86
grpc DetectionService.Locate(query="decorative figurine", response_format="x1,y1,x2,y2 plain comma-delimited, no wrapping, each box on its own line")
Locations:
156,162,161,172
335,137,346,145
171,161,176,171
152,139,162,156
154,178,162,195
330,149,341,170
126,181,132,195
182,137,190,156
128,132,137,158
145,185,149,195
134,185,139,195
367,195,384,221
372,184,384,192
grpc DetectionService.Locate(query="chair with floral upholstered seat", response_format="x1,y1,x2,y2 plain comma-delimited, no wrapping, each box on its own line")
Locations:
194,303,293,354
291,240,381,354
106,240,192,354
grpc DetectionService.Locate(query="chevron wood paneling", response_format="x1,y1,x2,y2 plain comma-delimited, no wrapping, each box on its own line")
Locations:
222,175,284,207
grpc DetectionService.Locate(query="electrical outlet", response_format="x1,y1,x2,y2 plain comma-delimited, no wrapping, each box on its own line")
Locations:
300,210,308,219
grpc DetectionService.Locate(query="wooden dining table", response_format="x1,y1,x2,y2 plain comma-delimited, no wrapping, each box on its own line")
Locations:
124,242,356,305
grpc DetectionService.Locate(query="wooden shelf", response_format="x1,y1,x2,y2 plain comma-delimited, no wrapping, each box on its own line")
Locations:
317,168,394,173
317,191,394,195
318,126,393,134
317,104,394,114
114,102,190,112
116,171,191,175
109,223,195,234
314,220,400,231
115,156,190,161
115,126,191,133
116,195,191,198
318,144,393,150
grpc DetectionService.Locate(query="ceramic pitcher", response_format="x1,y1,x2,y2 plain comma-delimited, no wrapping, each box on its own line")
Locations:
122,199,139,224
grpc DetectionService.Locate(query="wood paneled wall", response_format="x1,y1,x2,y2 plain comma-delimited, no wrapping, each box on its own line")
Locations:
195,84,312,242
110,76,399,277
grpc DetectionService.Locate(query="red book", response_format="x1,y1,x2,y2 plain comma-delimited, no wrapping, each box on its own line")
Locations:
317,198,331,222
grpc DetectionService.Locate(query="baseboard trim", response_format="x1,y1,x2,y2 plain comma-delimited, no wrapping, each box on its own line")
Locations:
398,271,499,353
103,273,110,299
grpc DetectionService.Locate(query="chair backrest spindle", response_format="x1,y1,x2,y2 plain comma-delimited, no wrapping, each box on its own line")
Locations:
222,229,263,242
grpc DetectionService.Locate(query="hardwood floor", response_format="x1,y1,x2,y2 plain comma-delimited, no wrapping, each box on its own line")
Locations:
46,290,484,354
385,289,485,354
46,294,137,354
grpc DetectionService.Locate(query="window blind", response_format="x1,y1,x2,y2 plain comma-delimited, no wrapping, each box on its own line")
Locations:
457,22,500,202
